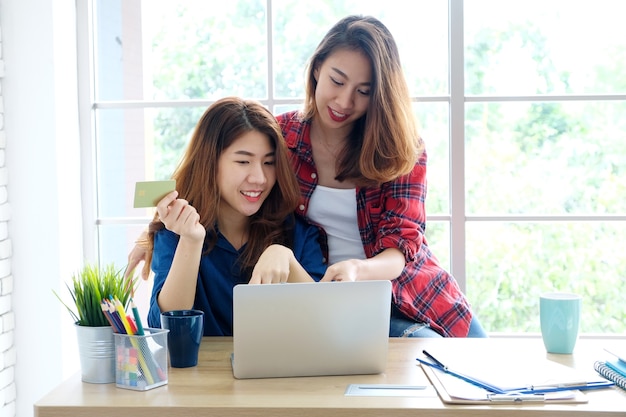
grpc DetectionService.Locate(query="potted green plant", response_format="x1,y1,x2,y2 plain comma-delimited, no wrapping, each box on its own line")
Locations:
55,262,136,383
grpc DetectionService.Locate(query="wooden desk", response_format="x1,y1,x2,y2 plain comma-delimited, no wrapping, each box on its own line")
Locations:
34,337,626,417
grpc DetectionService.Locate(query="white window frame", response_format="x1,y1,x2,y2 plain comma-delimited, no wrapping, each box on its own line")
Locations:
76,0,626,328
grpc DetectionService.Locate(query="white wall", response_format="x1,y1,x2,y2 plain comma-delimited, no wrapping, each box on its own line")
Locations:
1,0,83,416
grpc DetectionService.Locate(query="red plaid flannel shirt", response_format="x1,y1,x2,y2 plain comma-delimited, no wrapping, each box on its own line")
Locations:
277,111,472,337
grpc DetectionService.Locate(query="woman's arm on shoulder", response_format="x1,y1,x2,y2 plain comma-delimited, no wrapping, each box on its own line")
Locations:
126,230,150,280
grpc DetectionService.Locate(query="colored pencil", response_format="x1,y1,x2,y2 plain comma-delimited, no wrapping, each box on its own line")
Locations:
112,297,133,335
130,299,145,336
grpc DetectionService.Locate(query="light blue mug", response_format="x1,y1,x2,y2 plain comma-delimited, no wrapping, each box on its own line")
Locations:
539,292,581,354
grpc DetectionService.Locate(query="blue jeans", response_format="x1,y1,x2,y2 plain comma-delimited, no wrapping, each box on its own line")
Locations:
389,305,488,338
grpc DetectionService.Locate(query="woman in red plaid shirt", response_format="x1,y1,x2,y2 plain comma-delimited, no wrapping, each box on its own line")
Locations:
128,15,486,338
274,15,486,338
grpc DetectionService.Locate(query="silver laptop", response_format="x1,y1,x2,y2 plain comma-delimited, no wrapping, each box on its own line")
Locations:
232,280,392,379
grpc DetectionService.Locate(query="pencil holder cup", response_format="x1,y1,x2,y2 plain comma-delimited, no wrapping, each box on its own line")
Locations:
114,328,169,391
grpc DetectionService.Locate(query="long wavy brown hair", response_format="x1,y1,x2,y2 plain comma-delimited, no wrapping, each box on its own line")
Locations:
303,15,424,186
140,97,301,280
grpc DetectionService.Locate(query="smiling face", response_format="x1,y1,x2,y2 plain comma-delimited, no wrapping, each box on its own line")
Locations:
313,48,372,131
216,130,276,224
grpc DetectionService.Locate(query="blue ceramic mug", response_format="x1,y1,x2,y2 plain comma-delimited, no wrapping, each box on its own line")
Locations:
539,293,581,354
161,310,204,368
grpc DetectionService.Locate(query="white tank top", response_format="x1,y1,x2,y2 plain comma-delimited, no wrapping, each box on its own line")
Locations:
307,185,367,265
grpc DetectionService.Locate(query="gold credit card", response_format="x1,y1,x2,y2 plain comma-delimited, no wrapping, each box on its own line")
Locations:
133,180,176,208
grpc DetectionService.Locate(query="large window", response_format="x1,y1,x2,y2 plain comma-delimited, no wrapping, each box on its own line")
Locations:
78,0,626,333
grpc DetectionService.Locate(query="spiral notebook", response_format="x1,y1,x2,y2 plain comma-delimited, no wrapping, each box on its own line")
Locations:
594,359,626,391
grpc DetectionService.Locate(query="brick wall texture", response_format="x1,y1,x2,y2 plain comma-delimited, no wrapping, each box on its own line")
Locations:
0,21,17,417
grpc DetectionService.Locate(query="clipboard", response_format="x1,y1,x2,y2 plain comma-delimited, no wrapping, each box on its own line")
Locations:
421,364,589,405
